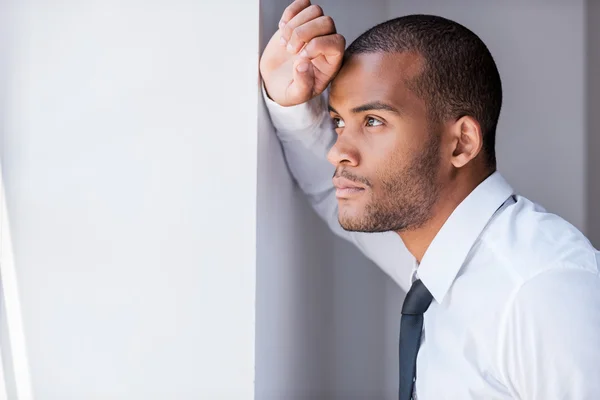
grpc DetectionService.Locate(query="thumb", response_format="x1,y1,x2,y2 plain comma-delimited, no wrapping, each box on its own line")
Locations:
287,57,315,104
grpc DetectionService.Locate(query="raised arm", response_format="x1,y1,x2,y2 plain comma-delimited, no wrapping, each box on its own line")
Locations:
259,0,414,290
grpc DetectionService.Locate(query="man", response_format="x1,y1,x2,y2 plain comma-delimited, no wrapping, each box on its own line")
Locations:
260,0,600,399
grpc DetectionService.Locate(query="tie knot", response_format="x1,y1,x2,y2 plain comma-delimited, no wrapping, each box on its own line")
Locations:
402,279,433,315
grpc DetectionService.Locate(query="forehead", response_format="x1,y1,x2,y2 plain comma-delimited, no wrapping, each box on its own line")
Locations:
329,51,425,110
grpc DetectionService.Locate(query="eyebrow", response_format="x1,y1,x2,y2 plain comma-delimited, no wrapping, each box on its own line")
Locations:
328,101,402,115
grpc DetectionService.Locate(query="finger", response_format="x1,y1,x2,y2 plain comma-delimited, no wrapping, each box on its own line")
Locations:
287,57,316,101
279,0,311,30
299,33,345,62
286,15,336,54
281,4,324,42
301,34,345,93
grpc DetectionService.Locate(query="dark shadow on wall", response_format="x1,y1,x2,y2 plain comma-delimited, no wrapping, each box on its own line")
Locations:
255,1,394,399
255,1,336,399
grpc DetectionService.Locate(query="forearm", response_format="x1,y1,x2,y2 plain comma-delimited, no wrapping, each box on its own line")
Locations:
262,83,340,230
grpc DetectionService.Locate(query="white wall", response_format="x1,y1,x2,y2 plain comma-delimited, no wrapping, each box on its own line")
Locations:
2,1,258,398
0,5,29,399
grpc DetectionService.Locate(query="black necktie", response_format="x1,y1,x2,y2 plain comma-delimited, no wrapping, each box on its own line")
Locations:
399,279,433,400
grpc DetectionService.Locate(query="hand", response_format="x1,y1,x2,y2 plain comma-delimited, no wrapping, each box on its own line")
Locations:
259,0,345,107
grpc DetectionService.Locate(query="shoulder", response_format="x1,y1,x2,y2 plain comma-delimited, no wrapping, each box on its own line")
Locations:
479,195,599,284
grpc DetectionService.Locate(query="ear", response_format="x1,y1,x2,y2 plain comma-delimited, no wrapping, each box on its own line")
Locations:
449,116,483,168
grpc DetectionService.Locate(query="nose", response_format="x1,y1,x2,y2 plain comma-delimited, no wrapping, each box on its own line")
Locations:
327,135,360,167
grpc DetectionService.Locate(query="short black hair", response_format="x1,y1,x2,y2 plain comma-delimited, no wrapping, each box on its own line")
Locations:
345,14,502,169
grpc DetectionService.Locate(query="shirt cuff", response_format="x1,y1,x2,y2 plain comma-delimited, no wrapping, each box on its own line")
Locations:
261,81,328,138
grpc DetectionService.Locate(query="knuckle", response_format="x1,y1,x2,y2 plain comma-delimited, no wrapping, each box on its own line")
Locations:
308,36,326,51
328,33,343,48
283,23,294,39
307,34,343,53
305,38,318,53
283,0,308,19
282,5,293,18
292,25,309,42
308,4,323,16
322,15,334,28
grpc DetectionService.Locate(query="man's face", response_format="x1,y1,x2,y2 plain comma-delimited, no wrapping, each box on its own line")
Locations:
327,52,443,233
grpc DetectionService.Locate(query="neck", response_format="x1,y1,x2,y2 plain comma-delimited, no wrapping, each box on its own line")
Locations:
397,168,494,263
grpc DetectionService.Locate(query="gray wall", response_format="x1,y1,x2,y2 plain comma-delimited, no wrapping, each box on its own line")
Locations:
256,1,336,398
320,1,398,398
588,0,600,247
257,1,394,398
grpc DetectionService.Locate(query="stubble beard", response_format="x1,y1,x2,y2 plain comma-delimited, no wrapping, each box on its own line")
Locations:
339,133,442,233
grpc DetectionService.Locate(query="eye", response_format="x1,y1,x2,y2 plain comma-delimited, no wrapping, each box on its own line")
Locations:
366,117,383,127
332,117,345,128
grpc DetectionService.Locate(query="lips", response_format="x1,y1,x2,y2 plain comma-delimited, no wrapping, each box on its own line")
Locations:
333,177,366,199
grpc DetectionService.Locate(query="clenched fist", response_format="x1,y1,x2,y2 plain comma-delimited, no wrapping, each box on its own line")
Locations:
260,0,346,107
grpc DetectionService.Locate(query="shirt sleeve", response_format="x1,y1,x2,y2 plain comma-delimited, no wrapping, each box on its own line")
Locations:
498,267,600,399
261,82,414,290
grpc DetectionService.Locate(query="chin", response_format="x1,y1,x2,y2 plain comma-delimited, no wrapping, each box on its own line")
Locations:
337,205,368,232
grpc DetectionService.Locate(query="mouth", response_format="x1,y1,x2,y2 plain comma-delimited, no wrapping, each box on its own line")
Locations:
335,187,365,198
333,177,366,199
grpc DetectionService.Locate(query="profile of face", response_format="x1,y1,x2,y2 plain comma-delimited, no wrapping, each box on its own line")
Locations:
327,52,445,233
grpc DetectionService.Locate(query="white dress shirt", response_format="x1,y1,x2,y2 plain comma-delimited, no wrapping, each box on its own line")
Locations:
262,85,600,399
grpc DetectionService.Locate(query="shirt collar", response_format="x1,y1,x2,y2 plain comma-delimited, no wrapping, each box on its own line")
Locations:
416,171,514,304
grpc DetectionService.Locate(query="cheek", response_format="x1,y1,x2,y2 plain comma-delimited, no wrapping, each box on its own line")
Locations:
369,119,425,156
363,126,421,184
